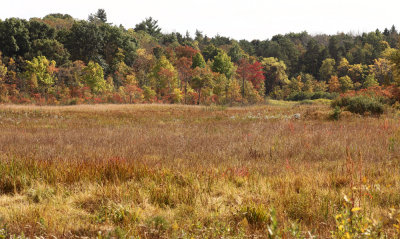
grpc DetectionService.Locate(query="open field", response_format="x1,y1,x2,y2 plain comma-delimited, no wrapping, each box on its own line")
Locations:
0,103,400,238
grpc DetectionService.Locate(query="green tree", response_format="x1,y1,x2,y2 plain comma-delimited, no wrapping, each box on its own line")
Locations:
228,42,244,63
389,49,400,84
339,75,354,92
328,36,341,61
337,58,350,77
202,44,223,62
211,52,234,79
303,39,322,76
134,17,161,39
29,39,70,65
348,64,368,83
28,20,55,41
261,57,289,94
192,52,206,69
82,61,108,93
25,56,56,93
319,58,336,81
363,74,379,88
288,76,303,94
0,53,7,100
0,18,31,57
88,9,107,24
65,21,103,63
100,23,138,69
0,53,7,82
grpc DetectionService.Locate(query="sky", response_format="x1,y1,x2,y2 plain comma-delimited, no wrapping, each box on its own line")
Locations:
2,0,400,40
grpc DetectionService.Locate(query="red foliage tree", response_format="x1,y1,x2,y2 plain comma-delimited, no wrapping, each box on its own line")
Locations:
237,59,265,92
175,46,198,60
176,57,193,103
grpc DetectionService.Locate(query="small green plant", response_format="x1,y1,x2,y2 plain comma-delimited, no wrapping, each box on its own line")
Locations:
286,220,315,239
146,215,169,232
331,106,341,120
27,184,55,203
95,204,139,225
267,208,282,239
238,204,269,229
331,196,384,239
0,228,6,239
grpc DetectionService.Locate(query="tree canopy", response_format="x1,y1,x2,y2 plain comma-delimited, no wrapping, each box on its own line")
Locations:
0,9,399,105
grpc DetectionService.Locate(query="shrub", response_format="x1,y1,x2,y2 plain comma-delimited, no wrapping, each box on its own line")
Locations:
237,204,270,229
332,95,384,116
146,215,169,232
331,196,384,239
287,91,338,101
331,106,341,120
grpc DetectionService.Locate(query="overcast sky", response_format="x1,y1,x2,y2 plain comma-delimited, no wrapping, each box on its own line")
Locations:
2,0,399,40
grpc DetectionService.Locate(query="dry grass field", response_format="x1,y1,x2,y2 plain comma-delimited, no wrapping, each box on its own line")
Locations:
0,102,400,238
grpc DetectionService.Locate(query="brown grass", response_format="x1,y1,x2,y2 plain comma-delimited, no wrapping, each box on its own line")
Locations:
0,103,399,238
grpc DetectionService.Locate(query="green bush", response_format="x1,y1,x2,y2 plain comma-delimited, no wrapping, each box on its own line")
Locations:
237,204,270,229
331,95,384,116
331,106,341,120
287,91,338,101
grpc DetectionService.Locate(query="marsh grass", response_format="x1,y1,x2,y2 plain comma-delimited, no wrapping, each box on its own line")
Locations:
0,103,399,238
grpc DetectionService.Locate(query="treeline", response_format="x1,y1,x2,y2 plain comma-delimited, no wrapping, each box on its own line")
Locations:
1,9,400,105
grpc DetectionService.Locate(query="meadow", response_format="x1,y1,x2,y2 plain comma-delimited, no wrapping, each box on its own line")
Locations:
0,102,399,238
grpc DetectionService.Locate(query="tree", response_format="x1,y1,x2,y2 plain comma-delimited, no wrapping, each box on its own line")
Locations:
302,39,322,76
100,23,138,68
65,21,103,63
228,43,244,63
28,39,70,65
202,44,222,62
267,35,301,75
337,58,350,77
0,18,31,57
0,53,7,83
226,79,242,104
300,73,317,93
369,58,393,85
151,55,178,95
261,57,289,94
88,9,107,24
348,64,368,83
176,57,193,103
389,49,400,84
363,74,379,88
213,73,228,102
319,58,336,81
134,17,161,39
175,46,198,59
328,75,340,93
339,75,354,92
288,76,304,94
0,53,7,100
28,20,55,41
191,66,213,104
192,52,206,69
57,60,86,87
328,36,341,61
211,52,234,79
25,56,56,93
236,59,265,97
82,61,108,93
41,14,74,30
195,29,204,43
